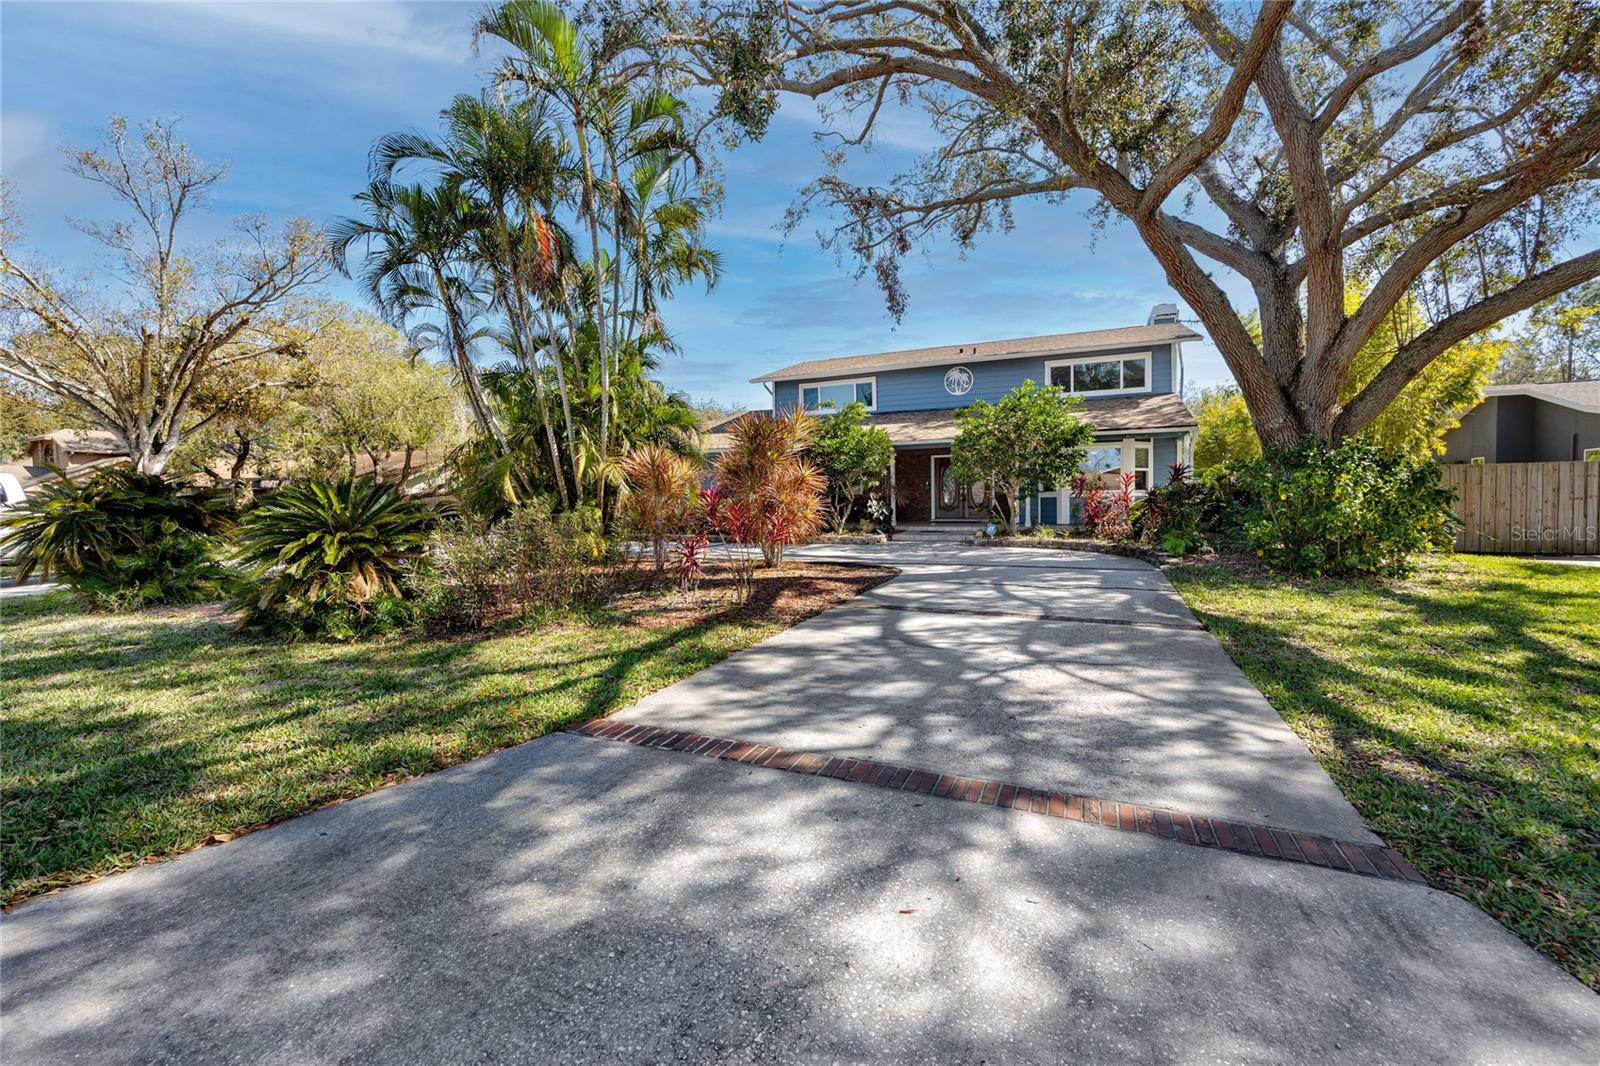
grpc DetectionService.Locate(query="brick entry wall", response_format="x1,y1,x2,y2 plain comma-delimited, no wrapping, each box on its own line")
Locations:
893,447,939,524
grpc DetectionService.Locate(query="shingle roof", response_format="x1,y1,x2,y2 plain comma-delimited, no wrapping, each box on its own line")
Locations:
703,394,1195,453
751,323,1202,383
29,429,125,453
1484,380,1600,414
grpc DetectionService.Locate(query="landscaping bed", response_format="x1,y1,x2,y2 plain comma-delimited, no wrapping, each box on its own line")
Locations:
0,561,893,905
1168,552,1600,990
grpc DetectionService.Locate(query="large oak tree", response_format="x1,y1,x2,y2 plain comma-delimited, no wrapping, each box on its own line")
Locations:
640,0,1600,447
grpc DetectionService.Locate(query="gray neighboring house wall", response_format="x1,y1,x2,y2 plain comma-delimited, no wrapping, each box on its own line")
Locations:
1441,381,1600,464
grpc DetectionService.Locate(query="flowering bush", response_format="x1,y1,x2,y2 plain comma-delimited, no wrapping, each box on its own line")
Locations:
1233,439,1457,577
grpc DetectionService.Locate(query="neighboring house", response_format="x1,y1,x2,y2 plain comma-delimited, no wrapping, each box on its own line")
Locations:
1441,381,1600,464
24,429,128,469
0,430,131,499
717,307,1201,526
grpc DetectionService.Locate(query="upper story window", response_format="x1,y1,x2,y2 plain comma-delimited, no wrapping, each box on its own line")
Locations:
1045,353,1151,397
801,377,876,412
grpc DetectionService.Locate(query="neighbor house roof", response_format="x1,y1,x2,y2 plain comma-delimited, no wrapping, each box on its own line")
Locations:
28,429,126,454
702,394,1195,453
1483,380,1600,414
751,323,1202,383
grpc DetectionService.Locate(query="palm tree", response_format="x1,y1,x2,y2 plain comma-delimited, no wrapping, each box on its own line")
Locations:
372,92,580,508
475,2,695,517
476,1,618,502
622,149,723,337
446,363,561,519
333,3,721,527
328,181,506,450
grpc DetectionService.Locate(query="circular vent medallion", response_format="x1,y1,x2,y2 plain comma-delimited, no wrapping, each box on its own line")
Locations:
944,365,974,396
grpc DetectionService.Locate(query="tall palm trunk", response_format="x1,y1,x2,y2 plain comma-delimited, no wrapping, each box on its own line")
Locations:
511,293,572,511
491,206,571,512
433,262,505,450
536,299,580,498
573,118,610,514
607,148,626,362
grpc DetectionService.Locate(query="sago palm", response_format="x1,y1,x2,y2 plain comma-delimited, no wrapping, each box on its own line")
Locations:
232,478,439,623
0,468,234,606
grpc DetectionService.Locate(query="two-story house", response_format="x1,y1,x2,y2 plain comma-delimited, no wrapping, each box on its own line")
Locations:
729,306,1201,528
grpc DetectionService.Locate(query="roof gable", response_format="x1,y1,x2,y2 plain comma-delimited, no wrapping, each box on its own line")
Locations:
1484,380,1600,415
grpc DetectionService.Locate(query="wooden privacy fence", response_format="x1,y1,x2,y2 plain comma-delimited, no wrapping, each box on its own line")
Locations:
1441,461,1599,554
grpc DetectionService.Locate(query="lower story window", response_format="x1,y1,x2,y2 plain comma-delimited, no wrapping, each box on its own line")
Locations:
1036,438,1156,524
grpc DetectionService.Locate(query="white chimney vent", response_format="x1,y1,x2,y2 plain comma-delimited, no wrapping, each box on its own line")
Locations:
1148,303,1180,325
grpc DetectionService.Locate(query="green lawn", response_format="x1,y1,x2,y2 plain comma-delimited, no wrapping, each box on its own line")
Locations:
0,567,881,904
1168,554,1599,990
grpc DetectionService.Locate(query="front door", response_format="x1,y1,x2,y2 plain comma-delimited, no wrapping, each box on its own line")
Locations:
932,455,991,521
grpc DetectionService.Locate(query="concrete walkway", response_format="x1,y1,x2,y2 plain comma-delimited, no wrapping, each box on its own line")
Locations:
4,544,1597,1063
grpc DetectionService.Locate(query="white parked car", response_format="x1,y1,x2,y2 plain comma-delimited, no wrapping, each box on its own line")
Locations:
0,471,27,563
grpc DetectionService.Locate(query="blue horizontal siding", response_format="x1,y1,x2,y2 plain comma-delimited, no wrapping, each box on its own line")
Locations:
771,344,1174,413
1154,436,1180,479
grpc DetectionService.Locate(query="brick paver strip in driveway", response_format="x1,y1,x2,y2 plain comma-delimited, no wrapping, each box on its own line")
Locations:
624,544,1379,838
566,716,1427,884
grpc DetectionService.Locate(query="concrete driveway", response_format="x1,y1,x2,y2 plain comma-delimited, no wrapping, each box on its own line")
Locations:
4,544,1597,1064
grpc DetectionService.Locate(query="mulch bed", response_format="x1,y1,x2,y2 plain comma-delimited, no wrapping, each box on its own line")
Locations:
611,561,897,629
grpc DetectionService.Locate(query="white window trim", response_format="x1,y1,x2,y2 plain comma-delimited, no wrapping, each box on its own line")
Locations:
1583,448,1600,462
1035,437,1154,524
799,376,877,413
1043,352,1155,398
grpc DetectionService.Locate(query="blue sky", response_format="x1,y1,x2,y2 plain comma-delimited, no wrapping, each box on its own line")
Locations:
2,0,1250,411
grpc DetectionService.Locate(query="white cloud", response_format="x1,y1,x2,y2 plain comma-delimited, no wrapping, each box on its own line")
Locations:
175,0,475,65
0,111,104,232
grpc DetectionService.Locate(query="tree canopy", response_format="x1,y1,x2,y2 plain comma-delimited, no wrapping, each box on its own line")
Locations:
1191,386,1262,471
805,400,894,531
1495,280,1600,382
638,0,1599,448
285,308,462,485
